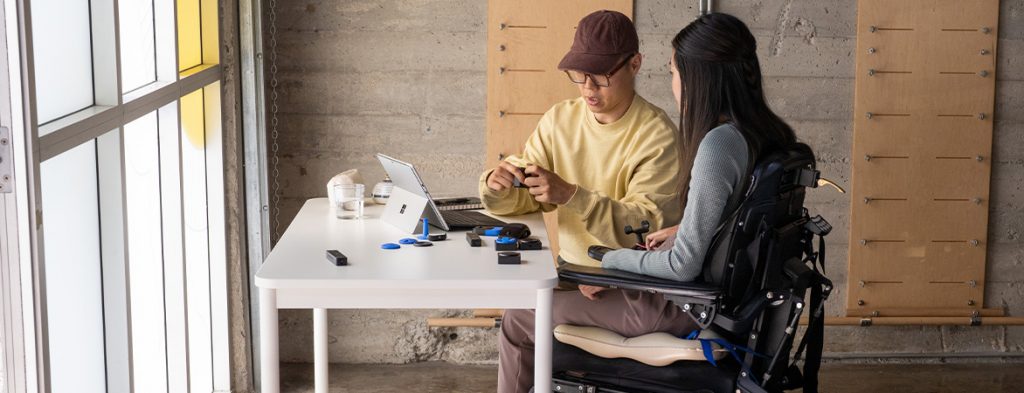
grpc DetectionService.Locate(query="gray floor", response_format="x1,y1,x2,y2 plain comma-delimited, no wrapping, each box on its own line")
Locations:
280,362,1024,392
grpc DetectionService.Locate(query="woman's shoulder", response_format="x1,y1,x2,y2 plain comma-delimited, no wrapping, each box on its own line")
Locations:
700,123,748,153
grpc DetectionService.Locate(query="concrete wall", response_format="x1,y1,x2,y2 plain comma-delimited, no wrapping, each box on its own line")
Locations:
220,0,256,390
269,0,1024,364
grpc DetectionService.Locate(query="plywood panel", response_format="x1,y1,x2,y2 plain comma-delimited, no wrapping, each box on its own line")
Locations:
858,33,996,71
491,70,577,112
485,113,542,170
848,240,986,278
848,280,984,310
847,0,998,316
486,0,634,261
852,199,988,241
854,117,993,157
856,75,994,114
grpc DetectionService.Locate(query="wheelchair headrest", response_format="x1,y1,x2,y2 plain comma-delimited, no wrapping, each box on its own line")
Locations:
747,143,817,197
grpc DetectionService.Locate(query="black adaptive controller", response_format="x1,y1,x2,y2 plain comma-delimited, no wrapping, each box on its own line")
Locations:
499,223,532,239
495,236,519,251
624,220,651,250
512,167,536,188
428,233,447,241
517,237,542,251
498,251,522,265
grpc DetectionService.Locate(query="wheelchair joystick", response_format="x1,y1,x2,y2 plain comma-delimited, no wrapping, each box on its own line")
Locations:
624,220,650,250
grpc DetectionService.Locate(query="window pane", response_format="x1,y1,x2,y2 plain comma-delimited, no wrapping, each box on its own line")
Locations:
203,82,229,390
95,130,130,392
32,0,94,124
176,0,201,71
119,0,157,92
41,141,105,393
180,88,212,392
157,102,189,393
124,112,168,393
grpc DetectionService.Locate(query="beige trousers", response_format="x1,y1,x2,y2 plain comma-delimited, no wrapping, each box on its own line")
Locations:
497,288,698,393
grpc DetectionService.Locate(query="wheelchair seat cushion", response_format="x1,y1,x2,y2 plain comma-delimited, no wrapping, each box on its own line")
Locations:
553,324,728,366
553,340,739,393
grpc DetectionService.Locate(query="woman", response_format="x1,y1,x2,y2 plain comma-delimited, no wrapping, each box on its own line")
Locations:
497,13,798,393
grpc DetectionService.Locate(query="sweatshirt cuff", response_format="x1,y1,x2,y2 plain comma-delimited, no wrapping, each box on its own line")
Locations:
479,169,511,201
563,184,598,216
600,249,629,270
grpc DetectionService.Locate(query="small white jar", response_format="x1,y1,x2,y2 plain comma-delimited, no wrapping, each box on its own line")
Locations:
371,176,394,205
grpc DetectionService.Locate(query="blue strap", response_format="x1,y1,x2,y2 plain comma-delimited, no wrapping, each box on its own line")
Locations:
700,339,719,366
682,330,771,384
698,337,770,385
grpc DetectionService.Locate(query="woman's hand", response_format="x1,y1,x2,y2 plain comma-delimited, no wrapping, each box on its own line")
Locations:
645,225,679,250
579,285,609,300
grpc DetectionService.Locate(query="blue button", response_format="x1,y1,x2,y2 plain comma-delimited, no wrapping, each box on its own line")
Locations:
380,243,401,250
496,236,517,244
399,238,417,245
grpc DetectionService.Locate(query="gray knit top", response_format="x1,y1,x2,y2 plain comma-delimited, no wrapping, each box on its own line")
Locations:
602,123,749,282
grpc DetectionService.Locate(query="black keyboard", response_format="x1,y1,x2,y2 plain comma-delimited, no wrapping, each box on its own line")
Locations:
440,210,506,229
434,197,484,211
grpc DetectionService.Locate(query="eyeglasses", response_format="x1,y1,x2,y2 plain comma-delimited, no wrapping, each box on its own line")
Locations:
565,55,634,87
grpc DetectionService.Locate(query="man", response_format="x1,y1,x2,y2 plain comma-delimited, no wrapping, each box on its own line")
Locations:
480,10,681,267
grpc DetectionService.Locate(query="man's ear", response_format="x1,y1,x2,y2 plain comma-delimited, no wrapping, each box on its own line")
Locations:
630,53,643,76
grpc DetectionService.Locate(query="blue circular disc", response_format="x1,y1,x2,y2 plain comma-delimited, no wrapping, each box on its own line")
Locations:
496,236,517,244
399,238,417,245
380,243,401,250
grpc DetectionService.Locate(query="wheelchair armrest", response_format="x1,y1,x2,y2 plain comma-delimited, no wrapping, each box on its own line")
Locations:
557,263,721,302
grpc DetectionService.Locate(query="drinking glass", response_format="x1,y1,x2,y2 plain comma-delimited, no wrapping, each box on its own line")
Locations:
333,184,365,219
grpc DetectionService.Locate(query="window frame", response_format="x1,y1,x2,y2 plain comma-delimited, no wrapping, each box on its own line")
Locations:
4,0,232,391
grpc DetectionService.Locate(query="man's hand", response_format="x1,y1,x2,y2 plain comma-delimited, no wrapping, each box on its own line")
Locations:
523,165,577,205
645,225,679,250
486,161,527,192
579,285,609,301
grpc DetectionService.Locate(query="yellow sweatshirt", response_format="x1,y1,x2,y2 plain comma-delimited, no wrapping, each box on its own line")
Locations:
478,94,682,266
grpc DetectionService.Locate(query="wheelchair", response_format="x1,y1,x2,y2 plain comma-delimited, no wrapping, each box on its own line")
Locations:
551,143,834,393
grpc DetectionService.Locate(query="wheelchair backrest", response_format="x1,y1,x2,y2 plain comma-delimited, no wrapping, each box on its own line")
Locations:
702,143,818,315
697,143,827,390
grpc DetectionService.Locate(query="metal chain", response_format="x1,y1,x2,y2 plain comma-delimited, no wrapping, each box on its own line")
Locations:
268,0,281,241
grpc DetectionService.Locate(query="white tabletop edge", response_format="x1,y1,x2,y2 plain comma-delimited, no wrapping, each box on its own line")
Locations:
255,198,560,290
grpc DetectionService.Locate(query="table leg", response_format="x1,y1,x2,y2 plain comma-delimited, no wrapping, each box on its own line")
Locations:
314,308,329,393
260,288,280,393
534,288,553,392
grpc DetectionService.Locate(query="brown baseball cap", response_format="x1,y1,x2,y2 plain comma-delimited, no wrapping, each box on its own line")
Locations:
558,10,639,75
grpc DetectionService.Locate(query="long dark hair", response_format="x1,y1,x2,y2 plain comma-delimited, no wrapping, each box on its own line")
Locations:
672,13,796,207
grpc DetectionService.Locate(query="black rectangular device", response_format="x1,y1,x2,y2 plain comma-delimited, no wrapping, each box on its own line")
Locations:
513,167,533,188
466,232,482,247
326,249,348,266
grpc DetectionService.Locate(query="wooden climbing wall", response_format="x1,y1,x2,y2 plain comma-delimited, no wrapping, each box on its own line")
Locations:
485,0,633,260
847,0,1000,317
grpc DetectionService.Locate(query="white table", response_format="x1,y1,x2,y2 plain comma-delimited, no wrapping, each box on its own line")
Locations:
255,198,559,393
